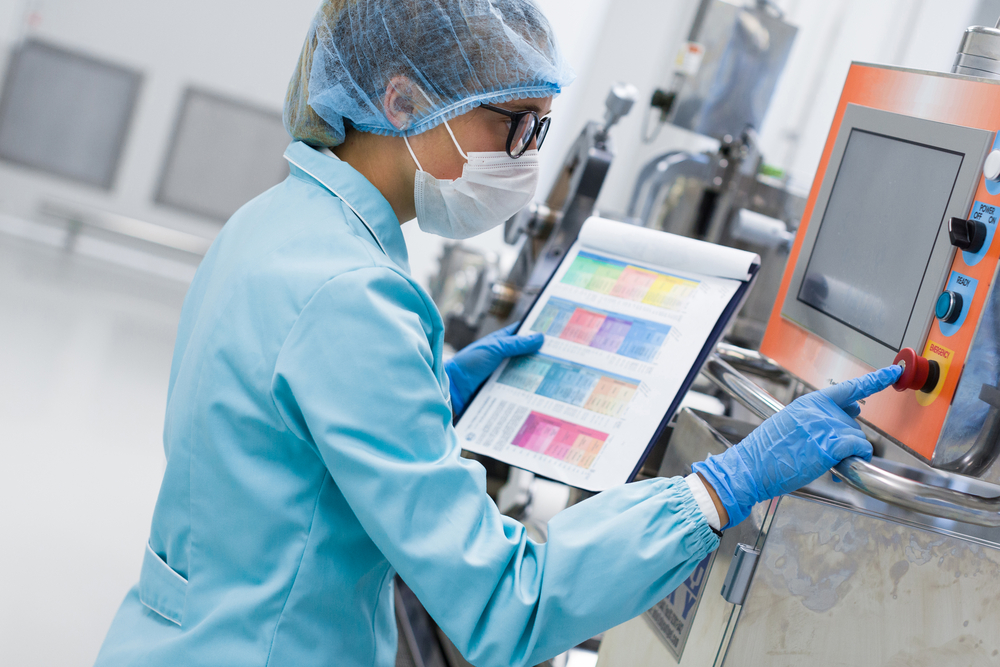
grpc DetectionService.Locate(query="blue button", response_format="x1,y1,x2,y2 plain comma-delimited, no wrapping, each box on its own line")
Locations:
936,291,962,323
938,272,977,337
935,292,951,320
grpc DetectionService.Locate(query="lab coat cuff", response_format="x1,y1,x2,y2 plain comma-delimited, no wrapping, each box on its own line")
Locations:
685,473,722,531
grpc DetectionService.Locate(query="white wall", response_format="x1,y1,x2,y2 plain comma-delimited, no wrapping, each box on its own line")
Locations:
0,0,626,289
0,0,319,240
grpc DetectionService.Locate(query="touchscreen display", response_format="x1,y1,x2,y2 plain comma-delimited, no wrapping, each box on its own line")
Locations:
798,129,963,350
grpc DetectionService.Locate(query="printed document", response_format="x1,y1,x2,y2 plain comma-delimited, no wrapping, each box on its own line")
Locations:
455,217,757,491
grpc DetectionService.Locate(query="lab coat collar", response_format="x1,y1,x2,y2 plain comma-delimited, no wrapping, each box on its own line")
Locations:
283,141,410,274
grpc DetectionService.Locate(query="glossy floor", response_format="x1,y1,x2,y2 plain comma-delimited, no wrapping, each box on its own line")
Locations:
0,233,187,666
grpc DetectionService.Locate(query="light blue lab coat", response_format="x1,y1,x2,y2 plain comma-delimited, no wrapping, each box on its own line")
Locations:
94,141,718,667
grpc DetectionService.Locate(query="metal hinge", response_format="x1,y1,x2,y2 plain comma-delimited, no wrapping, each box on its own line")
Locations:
721,543,760,605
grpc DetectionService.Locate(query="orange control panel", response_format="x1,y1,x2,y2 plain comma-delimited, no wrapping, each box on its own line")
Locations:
761,63,1000,461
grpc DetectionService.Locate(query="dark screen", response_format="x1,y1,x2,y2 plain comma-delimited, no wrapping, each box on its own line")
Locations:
798,129,962,349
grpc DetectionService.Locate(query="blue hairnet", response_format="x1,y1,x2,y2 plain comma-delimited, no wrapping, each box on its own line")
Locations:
284,0,574,147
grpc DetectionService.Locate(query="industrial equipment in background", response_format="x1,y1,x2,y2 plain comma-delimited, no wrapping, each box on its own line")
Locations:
628,0,803,348
643,0,795,145
626,130,803,348
953,14,1000,79
429,0,806,543
430,0,805,354
598,15,1000,666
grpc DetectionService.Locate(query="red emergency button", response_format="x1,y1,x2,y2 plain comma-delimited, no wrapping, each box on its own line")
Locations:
893,348,941,393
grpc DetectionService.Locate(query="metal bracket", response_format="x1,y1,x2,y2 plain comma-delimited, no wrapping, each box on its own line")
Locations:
721,543,760,605
981,383,1000,409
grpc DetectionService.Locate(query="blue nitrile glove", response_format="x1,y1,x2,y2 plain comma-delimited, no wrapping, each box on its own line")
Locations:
446,323,545,416
692,365,902,528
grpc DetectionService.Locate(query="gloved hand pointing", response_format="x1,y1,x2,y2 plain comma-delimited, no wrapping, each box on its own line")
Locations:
692,365,902,528
446,323,544,416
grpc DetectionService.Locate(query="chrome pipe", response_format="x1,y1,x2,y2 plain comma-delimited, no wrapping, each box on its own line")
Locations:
625,151,710,226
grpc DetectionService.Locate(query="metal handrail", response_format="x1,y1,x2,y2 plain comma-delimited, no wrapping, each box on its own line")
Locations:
703,354,784,421
702,353,1000,527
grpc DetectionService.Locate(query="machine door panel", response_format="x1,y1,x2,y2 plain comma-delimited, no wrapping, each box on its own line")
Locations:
723,496,1000,666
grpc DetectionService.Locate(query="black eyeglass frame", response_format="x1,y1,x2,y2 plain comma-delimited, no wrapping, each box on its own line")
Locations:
480,103,551,159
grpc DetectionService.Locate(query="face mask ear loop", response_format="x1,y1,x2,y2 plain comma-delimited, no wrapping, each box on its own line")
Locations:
403,135,425,172
443,121,470,161
402,81,468,163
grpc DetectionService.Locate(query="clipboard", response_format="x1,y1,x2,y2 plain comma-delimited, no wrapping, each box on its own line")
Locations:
456,217,760,491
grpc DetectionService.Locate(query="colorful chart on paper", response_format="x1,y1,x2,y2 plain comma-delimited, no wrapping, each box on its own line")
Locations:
511,411,609,469
497,354,640,418
561,251,699,310
530,297,671,362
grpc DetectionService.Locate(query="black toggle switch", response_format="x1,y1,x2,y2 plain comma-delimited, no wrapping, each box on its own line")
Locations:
949,217,988,253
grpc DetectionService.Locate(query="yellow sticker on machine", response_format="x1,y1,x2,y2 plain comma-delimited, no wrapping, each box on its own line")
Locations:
916,341,954,407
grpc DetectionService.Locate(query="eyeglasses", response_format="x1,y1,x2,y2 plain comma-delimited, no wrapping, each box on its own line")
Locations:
480,103,551,159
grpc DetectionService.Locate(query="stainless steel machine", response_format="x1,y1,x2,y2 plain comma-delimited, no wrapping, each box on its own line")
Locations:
597,19,1000,667
626,132,804,349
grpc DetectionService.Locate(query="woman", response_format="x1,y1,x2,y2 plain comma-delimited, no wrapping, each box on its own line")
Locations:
94,1,900,666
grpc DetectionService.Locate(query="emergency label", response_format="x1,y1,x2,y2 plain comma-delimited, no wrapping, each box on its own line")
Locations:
917,340,954,407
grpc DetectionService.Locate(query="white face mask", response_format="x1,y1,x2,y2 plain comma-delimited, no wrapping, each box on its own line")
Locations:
404,121,540,239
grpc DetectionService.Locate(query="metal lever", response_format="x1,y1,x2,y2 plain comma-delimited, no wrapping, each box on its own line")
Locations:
702,353,1000,528
716,343,790,383
597,82,638,142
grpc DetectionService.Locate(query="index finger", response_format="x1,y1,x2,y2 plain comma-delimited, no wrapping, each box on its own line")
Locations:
821,365,902,407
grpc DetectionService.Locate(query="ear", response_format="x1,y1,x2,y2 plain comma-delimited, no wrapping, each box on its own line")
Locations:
384,76,419,131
